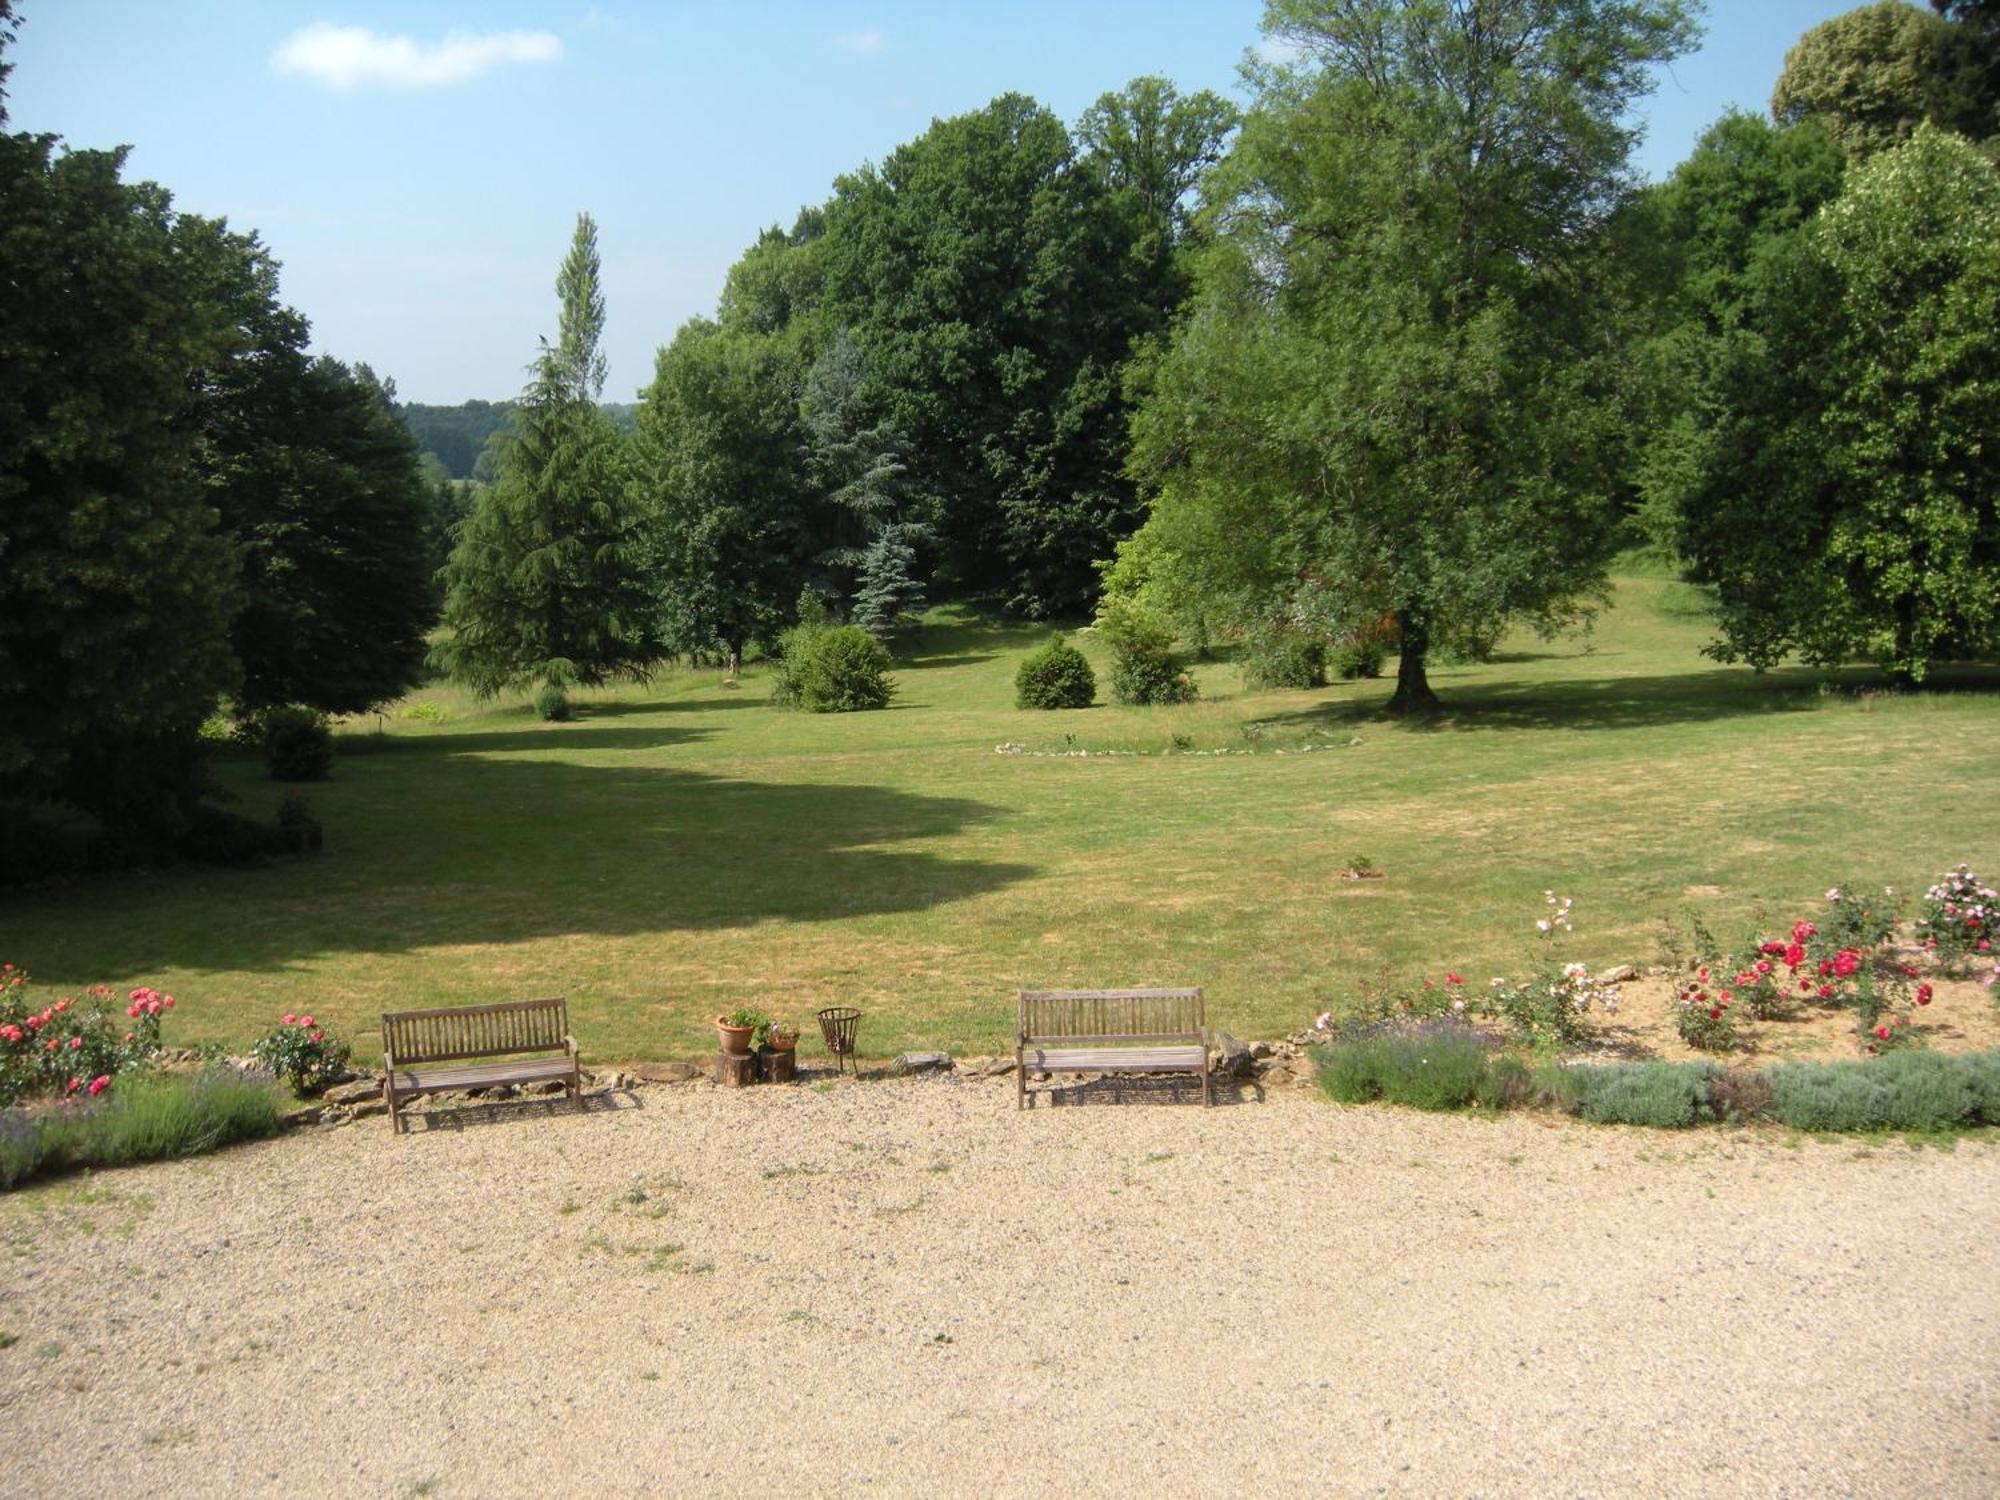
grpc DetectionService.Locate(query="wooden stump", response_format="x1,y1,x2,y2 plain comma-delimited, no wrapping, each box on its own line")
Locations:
760,1047,797,1084
714,1050,756,1087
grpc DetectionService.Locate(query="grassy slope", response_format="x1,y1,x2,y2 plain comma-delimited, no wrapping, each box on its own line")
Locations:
9,578,1998,1063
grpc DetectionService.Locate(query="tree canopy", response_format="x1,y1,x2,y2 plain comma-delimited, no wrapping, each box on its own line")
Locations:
1124,0,1697,713
1676,125,2000,678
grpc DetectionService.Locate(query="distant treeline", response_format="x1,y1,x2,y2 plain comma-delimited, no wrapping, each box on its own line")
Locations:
397,400,636,480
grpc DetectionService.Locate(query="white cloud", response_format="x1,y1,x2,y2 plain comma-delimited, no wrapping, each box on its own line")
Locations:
832,29,887,57
271,23,562,91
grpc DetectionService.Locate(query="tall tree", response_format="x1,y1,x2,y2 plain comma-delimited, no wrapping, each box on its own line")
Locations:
435,214,653,697
1125,0,1696,713
1676,125,2000,679
816,94,1161,615
800,327,922,607
0,119,240,834
208,354,436,715
1623,112,1846,546
636,320,818,673
1772,1,1962,158
1077,76,1239,238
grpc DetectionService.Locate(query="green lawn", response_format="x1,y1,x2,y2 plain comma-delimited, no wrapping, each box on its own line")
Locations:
11,576,1999,1065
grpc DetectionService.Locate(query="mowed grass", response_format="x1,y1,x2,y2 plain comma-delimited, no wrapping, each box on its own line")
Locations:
10,575,1999,1064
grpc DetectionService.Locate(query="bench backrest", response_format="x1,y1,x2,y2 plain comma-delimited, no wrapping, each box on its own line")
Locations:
382,997,569,1065
1017,987,1204,1044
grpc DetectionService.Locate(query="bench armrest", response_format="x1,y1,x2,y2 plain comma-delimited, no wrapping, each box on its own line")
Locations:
562,1034,579,1059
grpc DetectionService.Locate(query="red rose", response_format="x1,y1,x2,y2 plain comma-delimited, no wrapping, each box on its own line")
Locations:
1916,984,1933,1006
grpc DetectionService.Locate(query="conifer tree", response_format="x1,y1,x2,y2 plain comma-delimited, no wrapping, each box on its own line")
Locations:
435,214,653,699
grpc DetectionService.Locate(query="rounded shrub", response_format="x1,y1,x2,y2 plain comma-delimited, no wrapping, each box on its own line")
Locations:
1331,640,1386,680
1569,1061,1718,1128
1111,651,1196,705
1015,636,1096,709
1241,633,1326,691
263,706,332,782
1096,598,1197,706
535,684,571,722
789,626,894,713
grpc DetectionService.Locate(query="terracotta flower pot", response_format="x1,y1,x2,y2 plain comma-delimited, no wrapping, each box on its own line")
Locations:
767,1033,798,1053
716,1017,755,1056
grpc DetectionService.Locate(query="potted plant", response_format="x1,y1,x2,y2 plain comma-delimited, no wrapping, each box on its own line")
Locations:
764,1019,798,1053
716,1007,767,1057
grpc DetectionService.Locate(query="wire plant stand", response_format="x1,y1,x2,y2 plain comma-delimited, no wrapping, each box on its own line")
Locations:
816,1007,861,1075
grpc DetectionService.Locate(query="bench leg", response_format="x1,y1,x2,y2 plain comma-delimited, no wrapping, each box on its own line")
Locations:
1015,1050,1025,1111
1202,1062,1212,1108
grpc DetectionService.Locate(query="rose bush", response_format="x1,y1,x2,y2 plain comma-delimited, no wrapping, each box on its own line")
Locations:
0,965,172,1107
249,1013,351,1096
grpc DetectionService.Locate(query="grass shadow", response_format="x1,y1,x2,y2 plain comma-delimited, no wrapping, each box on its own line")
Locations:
19,743,1036,982
1259,668,1869,736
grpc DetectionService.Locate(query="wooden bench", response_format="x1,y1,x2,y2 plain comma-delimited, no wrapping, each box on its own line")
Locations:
381,997,580,1132
1015,987,1210,1109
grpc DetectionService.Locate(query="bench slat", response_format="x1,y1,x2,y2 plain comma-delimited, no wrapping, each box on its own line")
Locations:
1024,1045,1207,1072
389,1057,577,1094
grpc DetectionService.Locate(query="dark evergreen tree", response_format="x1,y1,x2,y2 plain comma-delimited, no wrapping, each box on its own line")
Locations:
435,214,654,698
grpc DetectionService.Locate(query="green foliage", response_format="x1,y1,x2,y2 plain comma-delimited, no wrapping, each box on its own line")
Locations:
637,319,816,669
851,525,927,639
1240,631,1325,691
814,94,1167,615
395,399,515,480
1475,1055,1535,1110
1097,598,1195,705
1569,1061,1718,1128
1126,0,1695,714
1014,637,1096,709
1771,1,1962,158
0,130,241,838
534,684,571,722
435,215,654,697
1329,641,1385,681
262,707,331,782
250,1014,352,1097
1313,1020,1489,1111
782,626,894,713
1677,126,2000,680
1764,1051,1990,1132
210,351,436,717
1,1067,282,1190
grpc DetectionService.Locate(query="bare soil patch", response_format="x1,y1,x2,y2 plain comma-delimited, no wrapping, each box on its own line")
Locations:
1585,967,2000,1068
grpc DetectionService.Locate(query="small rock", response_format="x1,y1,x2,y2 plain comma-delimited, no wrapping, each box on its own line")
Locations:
347,1098,388,1119
1214,1032,1254,1080
892,1051,954,1076
321,1079,381,1107
278,1105,322,1130
1250,1041,1273,1060
1600,964,1640,985
589,1069,630,1091
977,1057,1017,1078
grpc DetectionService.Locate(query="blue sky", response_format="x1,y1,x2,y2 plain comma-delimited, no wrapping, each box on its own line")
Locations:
8,1,1861,403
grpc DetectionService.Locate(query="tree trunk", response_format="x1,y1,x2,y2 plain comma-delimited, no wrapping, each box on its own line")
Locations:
1386,610,1442,716
726,643,742,679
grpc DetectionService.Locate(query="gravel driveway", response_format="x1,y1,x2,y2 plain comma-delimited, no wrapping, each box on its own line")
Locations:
3,1072,1997,1497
